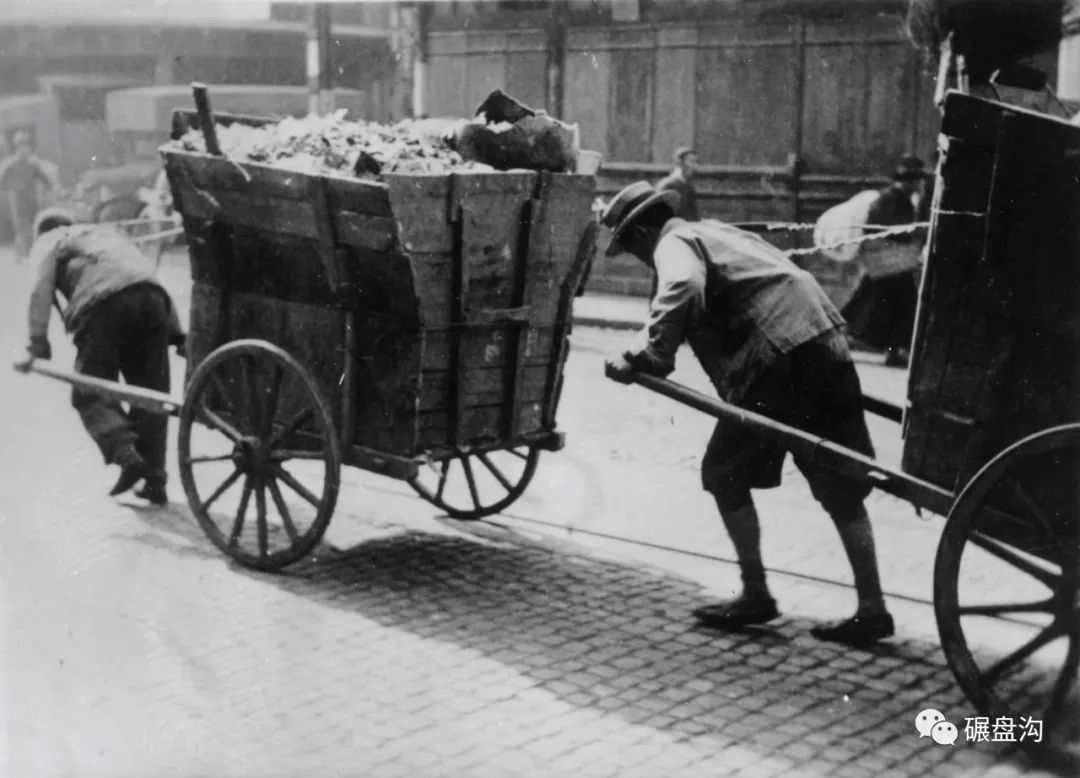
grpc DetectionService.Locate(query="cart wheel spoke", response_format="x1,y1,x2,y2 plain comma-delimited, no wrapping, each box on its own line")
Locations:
255,476,268,558
179,340,340,572
435,459,451,503
208,371,239,423
969,531,1061,590
957,598,1058,617
408,445,541,520
984,624,1066,685
460,455,481,511
1005,478,1065,546
269,408,315,449
227,476,255,549
267,477,300,545
197,404,243,444
1045,632,1080,722
182,453,236,465
272,464,321,509
477,451,514,492
201,468,242,513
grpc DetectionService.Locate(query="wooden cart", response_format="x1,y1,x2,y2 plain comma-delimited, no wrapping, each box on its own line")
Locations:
632,91,1080,768
149,107,596,571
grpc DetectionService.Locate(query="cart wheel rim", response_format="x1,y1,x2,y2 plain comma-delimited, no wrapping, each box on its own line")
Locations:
178,339,341,571
407,445,540,520
934,423,1080,768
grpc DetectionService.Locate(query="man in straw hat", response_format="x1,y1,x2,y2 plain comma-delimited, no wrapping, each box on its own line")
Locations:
599,181,894,646
14,208,186,505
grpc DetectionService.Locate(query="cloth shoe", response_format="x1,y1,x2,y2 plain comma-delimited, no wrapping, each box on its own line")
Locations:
109,445,146,497
135,481,168,506
692,595,780,627
811,612,895,647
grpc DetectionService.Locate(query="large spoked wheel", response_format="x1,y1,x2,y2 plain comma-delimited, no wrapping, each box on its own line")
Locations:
178,340,341,571
935,424,1080,769
408,445,540,520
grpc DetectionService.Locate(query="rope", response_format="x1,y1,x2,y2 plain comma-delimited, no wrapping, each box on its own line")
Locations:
783,222,930,258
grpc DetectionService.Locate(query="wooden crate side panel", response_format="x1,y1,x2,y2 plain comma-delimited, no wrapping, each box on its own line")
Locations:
457,173,537,319
165,152,311,201
383,175,454,253
352,312,422,456
421,327,556,372
417,404,545,450
186,283,348,433
418,365,548,412
523,174,597,324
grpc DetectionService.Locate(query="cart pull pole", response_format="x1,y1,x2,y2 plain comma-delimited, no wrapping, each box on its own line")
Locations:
861,393,904,423
23,362,181,417
191,83,222,156
628,372,955,517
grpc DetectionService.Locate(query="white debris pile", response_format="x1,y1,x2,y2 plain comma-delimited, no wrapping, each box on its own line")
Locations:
170,110,493,179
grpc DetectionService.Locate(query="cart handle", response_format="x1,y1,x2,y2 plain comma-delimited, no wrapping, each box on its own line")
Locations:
20,362,181,417
628,372,955,516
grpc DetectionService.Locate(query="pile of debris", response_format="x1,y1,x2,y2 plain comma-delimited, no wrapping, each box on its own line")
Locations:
167,90,582,180
171,110,493,179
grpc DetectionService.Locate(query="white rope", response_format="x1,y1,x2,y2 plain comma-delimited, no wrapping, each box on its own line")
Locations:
783,222,929,258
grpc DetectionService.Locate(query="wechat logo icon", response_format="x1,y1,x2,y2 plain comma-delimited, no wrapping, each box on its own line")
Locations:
916,708,959,746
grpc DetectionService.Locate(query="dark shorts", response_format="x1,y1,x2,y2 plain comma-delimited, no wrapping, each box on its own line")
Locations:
701,330,875,517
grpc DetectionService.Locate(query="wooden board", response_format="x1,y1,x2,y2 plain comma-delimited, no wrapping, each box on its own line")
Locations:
902,93,1080,493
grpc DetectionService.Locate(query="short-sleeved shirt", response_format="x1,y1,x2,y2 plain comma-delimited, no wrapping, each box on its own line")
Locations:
623,218,845,403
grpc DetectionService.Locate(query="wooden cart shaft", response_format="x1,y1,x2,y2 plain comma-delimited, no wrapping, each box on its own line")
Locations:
630,373,956,517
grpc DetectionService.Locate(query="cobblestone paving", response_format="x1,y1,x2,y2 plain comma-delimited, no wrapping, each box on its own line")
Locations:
0,250,1070,777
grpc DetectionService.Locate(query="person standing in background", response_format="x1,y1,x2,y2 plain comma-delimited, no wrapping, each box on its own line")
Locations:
656,146,700,222
0,130,57,263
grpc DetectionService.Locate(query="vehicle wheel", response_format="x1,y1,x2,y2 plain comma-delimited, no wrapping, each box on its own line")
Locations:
408,445,540,520
935,424,1080,770
178,340,341,571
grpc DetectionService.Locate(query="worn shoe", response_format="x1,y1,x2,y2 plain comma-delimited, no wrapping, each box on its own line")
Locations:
135,482,168,506
109,445,146,497
811,613,895,647
692,595,780,628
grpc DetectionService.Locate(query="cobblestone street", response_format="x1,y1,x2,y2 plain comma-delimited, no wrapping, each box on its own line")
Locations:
0,248,1070,777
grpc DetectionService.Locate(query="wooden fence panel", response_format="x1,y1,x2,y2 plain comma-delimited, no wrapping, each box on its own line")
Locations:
651,27,697,163
564,30,611,154
607,45,655,162
427,32,469,117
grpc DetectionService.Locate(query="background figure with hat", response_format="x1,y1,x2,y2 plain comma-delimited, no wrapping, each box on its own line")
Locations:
0,129,59,263
599,180,894,647
14,208,186,505
655,146,700,222
839,154,928,367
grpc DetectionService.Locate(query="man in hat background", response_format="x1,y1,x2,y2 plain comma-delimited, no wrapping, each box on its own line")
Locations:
841,155,928,367
0,130,58,263
14,208,186,505
655,146,700,222
599,180,894,646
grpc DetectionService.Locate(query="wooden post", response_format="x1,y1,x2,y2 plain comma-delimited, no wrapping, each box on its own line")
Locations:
544,1,569,118
307,3,335,116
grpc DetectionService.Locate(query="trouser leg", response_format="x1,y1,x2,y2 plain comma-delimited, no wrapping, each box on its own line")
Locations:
117,288,172,485
73,319,136,463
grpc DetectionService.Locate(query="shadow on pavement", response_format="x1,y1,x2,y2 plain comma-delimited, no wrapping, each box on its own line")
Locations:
227,527,1056,777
